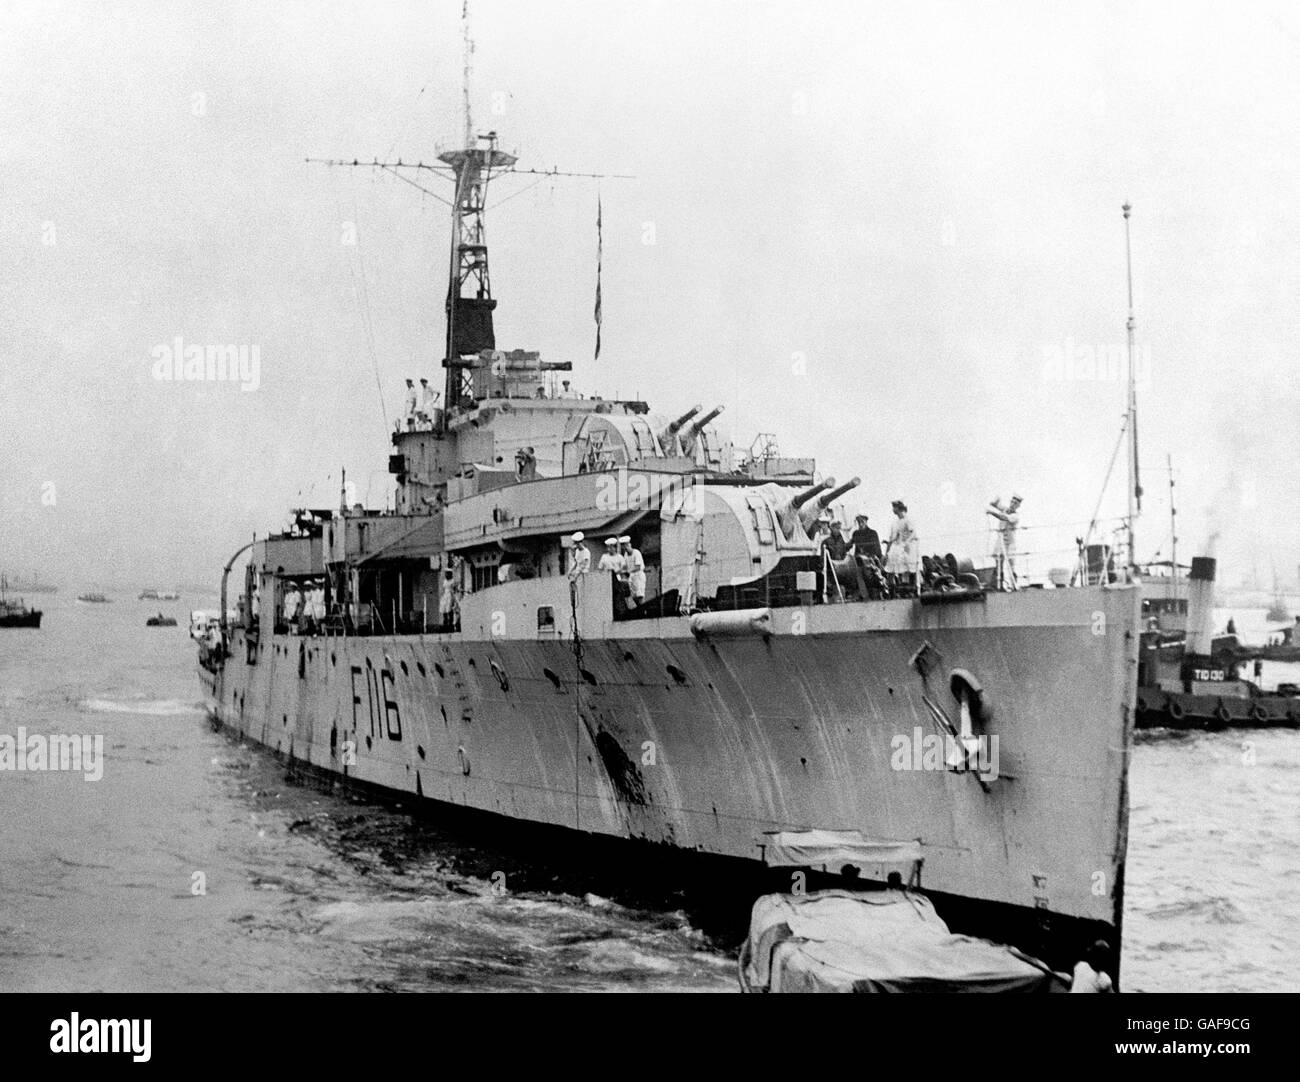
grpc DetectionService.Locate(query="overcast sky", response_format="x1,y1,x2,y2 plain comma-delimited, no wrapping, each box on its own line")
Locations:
2,0,1298,592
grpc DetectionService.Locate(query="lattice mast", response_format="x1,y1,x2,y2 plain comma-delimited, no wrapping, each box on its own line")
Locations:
307,1,627,428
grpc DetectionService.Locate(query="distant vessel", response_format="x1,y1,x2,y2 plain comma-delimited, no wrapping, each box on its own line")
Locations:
76,592,111,604
1266,568,1289,623
140,589,181,601
0,575,42,629
146,613,178,627
6,572,57,595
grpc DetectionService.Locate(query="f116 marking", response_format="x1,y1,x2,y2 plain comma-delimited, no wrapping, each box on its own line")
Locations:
351,664,402,741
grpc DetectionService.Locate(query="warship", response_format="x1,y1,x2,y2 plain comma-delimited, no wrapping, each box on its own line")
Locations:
197,90,1141,978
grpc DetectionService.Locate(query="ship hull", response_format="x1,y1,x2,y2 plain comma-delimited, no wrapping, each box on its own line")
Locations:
202,583,1140,970
0,611,41,628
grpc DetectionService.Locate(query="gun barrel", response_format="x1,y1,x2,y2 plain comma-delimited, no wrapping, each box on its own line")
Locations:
816,476,861,509
687,405,725,435
788,477,834,512
664,405,703,436
774,478,835,540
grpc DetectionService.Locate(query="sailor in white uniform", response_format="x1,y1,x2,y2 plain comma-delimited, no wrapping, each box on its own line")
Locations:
597,538,624,573
567,532,591,580
621,536,646,605
987,494,1022,590
403,379,418,424
884,500,919,589
418,378,438,425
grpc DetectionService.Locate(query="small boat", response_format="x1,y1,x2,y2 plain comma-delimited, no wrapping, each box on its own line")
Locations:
146,613,178,627
77,592,111,603
739,887,1067,993
139,589,181,600
0,576,42,629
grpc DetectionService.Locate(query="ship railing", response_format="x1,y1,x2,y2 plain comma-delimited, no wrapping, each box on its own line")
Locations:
314,611,452,637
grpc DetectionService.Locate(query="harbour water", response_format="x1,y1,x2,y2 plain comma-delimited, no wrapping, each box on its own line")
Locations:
1,593,1296,992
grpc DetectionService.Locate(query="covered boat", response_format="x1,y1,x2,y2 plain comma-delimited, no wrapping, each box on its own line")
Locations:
739,890,1067,993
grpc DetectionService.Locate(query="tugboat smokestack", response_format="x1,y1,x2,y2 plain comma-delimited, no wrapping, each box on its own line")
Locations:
1184,556,1217,657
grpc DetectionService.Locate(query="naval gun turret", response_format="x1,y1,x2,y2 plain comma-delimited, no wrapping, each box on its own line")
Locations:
678,405,725,456
797,476,862,532
774,477,836,540
658,405,702,454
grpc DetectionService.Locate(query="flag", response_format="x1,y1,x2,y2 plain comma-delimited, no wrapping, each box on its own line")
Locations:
593,195,603,360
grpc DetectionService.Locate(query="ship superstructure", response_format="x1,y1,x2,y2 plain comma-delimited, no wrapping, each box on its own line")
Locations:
200,100,1141,976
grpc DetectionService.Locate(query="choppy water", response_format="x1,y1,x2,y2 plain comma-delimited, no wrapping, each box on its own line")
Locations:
0,594,1295,991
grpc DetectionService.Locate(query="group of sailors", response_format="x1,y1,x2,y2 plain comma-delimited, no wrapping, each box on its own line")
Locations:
569,532,647,609
813,494,1022,593
813,501,922,590
280,583,326,630
403,378,441,429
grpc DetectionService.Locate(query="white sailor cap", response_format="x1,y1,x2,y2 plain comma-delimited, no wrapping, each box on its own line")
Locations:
618,535,631,544
605,537,619,546
571,532,585,543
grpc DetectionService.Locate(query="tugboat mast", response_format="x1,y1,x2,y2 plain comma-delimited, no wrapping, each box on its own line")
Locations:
1123,201,1143,576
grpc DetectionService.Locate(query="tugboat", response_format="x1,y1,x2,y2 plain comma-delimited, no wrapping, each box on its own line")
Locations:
76,592,111,603
196,46,1141,981
146,613,179,627
1136,556,1300,729
0,575,42,628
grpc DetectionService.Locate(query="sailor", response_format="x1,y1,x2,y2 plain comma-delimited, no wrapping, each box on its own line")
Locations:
851,513,882,561
621,536,646,606
418,378,438,424
987,494,1022,590
568,532,591,580
1069,940,1114,993
514,445,537,482
403,379,418,426
598,538,624,573
823,521,850,561
283,584,301,627
884,500,919,589
439,569,459,631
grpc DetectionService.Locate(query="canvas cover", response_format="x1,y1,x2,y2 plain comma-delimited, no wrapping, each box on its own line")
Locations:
740,889,1065,994
763,829,923,871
